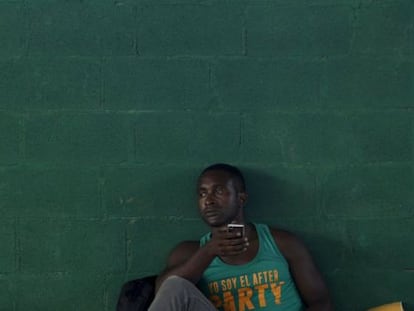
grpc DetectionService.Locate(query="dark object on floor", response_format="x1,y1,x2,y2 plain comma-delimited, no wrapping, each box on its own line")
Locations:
116,275,157,311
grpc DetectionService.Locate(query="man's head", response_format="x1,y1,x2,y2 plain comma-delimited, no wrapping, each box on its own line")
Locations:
200,163,246,193
197,163,248,227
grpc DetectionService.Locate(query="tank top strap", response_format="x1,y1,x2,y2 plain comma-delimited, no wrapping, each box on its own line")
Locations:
254,223,288,265
200,232,211,246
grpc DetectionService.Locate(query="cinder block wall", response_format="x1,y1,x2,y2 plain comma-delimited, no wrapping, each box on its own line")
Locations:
1,1,413,310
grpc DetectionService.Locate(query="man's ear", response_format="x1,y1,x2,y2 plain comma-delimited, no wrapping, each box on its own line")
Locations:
238,192,248,207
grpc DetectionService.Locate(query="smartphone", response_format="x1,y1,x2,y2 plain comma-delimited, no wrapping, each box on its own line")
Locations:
227,224,245,237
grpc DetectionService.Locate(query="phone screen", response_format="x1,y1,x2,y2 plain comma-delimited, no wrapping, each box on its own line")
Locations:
227,224,245,237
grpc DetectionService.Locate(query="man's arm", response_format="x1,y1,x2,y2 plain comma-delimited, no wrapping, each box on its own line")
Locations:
272,229,334,311
155,228,248,292
154,240,214,292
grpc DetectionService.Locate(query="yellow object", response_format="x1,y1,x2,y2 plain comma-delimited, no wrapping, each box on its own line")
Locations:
367,302,404,311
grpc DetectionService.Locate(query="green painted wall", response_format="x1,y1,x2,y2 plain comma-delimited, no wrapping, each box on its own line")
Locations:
0,0,413,310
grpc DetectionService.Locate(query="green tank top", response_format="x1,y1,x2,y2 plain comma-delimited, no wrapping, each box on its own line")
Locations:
198,224,304,311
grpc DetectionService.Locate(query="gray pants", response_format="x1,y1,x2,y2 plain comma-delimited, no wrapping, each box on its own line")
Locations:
148,276,217,311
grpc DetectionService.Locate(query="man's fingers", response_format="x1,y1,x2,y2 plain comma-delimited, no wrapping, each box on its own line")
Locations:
219,246,247,256
227,238,247,246
218,238,249,256
215,227,243,239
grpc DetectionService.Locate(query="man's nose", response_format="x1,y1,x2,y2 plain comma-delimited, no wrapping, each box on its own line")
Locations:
205,193,215,205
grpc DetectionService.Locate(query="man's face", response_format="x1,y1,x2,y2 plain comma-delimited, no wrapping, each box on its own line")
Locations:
197,170,243,227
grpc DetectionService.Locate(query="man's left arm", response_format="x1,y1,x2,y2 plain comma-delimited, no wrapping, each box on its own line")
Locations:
272,229,334,311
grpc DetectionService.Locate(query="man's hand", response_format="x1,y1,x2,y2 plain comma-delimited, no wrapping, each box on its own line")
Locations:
206,226,249,257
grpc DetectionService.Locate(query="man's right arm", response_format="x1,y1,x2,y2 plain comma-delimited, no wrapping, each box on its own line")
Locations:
154,240,215,292
155,228,248,292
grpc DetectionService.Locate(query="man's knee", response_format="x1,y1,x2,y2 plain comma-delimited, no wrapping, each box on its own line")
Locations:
159,275,193,291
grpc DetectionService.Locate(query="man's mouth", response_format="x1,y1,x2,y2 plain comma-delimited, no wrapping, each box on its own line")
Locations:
203,209,220,217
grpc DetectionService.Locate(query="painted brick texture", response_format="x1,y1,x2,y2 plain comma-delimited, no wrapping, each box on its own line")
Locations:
0,0,413,310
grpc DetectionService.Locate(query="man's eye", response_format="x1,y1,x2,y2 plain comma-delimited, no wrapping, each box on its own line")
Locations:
215,188,223,194
199,192,207,197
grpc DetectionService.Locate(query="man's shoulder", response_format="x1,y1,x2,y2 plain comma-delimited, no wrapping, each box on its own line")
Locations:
267,226,311,264
264,225,305,261
266,226,297,241
254,223,296,241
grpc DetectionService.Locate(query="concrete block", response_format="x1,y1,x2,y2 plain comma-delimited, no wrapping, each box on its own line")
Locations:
26,2,135,56
19,219,125,273
27,2,99,56
103,58,210,110
242,165,320,219
323,58,413,109
15,274,105,311
0,60,29,110
0,2,27,58
242,112,348,164
353,2,412,55
1,58,100,110
25,112,129,165
348,112,412,162
0,112,21,165
127,219,208,273
0,220,15,273
99,3,137,56
102,165,199,218
0,279,14,311
329,268,414,311
134,112,241,163
136,4,244,56
213,59,322,111
15,168,101,218
242,111,412,164
346,218,414,269
246,5,352,57
319,164,413,218
104,274,128,311
137,0,232,3
0,168,21,218
25,58,101,110
304,0,358,4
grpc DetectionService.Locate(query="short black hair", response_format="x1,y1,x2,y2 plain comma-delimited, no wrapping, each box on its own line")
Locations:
200,163,246,192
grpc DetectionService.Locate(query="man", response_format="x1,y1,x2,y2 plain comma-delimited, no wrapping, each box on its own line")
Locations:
149,163,333,311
